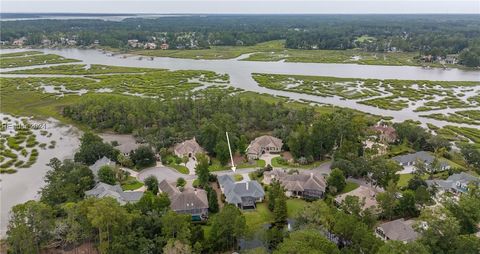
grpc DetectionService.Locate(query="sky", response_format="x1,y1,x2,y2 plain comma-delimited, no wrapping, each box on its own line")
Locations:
1,0,479,14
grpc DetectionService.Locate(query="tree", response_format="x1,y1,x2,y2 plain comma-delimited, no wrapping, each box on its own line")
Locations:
161,211,191,244
397,190,419,217
369,158,401,189
206,186,219,213
86,198,135,254
117,153,133,168
414,186,431,207
40,158,94,206
273,191,288,225
195,153,210,188
444,186,480,234
130,145,156,168
135,191,170,214
377,181,398,220
417,207,461,254
377,241,429,254
407,174,427,190
163,239,192,254
274,229,340,254
453,234,480,254
268,180,282,211
98,165,116,185
144,175,159,195
74,132,119,165
327,168,346,194
177,177,187,188
214,140,230,166
59,199,95,247
209,204,246,252
7,201,55,254
460,144,480,170
182,155,189,166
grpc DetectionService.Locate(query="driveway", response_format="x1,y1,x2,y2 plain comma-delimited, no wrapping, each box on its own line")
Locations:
138,165,196,182
186,158,197,175
260,153,278,166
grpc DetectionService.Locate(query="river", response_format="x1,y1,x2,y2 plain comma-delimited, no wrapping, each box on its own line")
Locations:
1,48,479,128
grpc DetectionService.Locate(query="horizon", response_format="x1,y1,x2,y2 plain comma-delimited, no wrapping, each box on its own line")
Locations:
1,1,479,14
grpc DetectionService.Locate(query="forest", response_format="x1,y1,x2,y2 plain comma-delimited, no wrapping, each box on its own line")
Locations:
2,14,480,66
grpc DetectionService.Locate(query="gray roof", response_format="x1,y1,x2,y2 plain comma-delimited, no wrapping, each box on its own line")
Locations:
263,170,326,193
173,138,204,157
426,172,479,193
392,151,449,168
89,156,114,177
378,219,418,242
85,182,143,205
158,180,208,212
218,175,265,204
247,135,283,155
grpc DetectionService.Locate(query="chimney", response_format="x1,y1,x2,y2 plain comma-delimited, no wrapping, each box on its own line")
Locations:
194,188,197,195
246,182,249,190
310,172,313,178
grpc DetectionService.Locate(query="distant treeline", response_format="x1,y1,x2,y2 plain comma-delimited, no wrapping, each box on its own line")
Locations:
2,14,480,66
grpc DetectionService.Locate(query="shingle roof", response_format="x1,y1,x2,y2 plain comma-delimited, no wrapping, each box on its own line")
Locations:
170,188,209,211
378,219,418,242
85,182,143,204
335,185,381,210
392,151,449,168
426,172,479,193
159,180,209,212
89,156,114,177
218,175,265,204
247,135,283,155
173,138,204,156
263,170,326,193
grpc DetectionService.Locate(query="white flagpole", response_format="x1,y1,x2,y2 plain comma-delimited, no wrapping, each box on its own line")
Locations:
226,132,236,172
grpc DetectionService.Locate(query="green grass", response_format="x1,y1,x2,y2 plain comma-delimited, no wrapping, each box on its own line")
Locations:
243,203,273,235
286,199,309,217
252,73,479,112
0,53,80,68
339,181,360,194
6,64,160,75
242,199,309,236
121,176,144,191
169,164,189,174
236,159,266,169
233,174,244,181
124,40,284,60
271,156,324,169
0,51,43,57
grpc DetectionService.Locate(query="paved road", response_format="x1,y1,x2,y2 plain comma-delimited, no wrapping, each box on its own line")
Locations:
136,160,333,183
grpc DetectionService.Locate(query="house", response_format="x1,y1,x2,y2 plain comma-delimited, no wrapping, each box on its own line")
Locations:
160,43,169,50
12,37,26,46
41,39,51,46
89,156,115,179
217,175,265,209
364,140,388,156
426,172,480,195
159,180,209,221
246,135,283,160
93,40,100,45
67,39,77,46
445,54,458,64
369,124,397,143
335,185,382,211
375,219,418,242
392,151,450,173
85,182,143,205
144,42,157,50
263,170,326,199
173,138,205,158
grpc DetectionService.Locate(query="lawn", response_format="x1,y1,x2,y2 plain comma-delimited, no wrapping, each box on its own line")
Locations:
0,53,80,68
168,163,190,174
234,174,244,181
242,199,309,236
271,156,325,170
236,159,266,169
121,176,144,191
339,181,360,194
